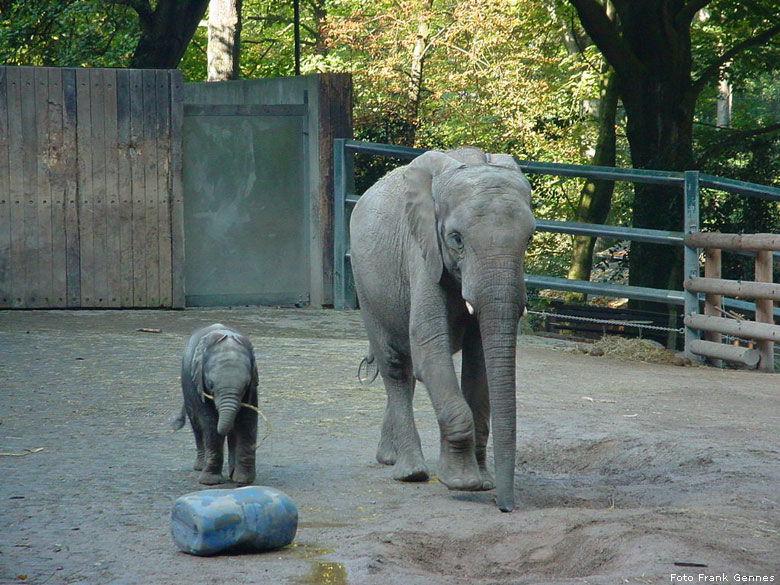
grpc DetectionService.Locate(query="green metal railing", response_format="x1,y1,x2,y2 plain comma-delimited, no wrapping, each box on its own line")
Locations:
333,139,780,350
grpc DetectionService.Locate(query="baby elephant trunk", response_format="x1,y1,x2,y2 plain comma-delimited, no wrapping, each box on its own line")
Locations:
214,391,242,435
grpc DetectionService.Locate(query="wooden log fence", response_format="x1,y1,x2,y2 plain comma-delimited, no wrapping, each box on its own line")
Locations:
689,339,759,367
684,232,780,372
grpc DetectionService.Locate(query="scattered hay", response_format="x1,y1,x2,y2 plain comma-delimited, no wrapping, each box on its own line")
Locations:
586,336,685,365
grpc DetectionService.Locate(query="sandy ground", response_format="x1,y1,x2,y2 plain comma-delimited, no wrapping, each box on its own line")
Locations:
0,307,778,585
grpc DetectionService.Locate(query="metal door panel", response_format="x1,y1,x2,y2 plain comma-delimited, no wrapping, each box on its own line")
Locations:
183,110,308,306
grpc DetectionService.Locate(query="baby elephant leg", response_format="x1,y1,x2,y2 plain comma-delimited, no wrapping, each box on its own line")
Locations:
198,424,226,485
228,409,257,485
189,417,206,471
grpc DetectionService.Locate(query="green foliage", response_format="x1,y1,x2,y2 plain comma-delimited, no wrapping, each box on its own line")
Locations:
0,0,137,67
690,3,780,283
2,0,779,287
180,0,331,81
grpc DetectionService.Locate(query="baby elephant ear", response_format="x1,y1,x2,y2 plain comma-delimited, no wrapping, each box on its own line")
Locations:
404,151,463,283
250,352,259,388
192,335,209,403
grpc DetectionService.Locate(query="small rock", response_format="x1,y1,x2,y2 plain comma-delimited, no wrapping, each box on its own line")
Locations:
589,347,604,357
673,355,691,367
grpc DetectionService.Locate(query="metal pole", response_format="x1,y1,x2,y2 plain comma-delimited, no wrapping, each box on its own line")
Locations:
293,0,301,76
684,171,702,358
333,139,347,309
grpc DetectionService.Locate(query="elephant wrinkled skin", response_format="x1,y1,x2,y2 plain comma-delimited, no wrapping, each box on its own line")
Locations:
349,147,535,511
172,323,259,485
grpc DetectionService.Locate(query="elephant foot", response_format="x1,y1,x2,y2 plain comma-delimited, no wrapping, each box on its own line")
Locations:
437,443,484,491
376,441,397,466
478,466,496,490
392,453,429,482
198,471,226,485
231,467,256,485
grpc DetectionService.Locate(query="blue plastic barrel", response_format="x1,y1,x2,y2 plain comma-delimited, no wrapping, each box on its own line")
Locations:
171,485,298,556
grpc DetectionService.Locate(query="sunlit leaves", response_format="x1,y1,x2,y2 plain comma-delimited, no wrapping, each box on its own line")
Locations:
0,0,137,67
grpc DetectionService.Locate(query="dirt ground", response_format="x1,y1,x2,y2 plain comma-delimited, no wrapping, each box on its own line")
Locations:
1,307,778,585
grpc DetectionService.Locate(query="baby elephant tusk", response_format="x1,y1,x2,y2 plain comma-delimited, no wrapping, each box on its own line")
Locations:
465,301,475,315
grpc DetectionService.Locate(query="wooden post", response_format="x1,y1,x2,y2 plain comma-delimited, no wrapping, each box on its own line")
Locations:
317,73,353,307
704,247,722,366
755,250,774,372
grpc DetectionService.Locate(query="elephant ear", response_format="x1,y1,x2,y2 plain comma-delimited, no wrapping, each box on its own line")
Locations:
191,334,210,403
445,146,487,166
487,153,532,203
249,350,259,389
486,153,518,169
404,151,464,283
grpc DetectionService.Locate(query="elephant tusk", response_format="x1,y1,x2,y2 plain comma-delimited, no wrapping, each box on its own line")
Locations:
522,306,528,317
465,301,475,315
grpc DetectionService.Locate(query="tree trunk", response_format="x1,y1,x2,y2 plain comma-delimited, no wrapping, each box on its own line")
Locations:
566,66,618,301
621,75,695,298
570,0,697,313
208,0,243,81
404,3,433,146
716,76,731,128
128,0,210,69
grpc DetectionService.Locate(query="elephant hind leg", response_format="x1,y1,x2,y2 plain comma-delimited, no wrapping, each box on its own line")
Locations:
374,343,428,482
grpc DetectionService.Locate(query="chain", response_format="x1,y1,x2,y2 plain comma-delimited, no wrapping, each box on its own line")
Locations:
527,310,684,334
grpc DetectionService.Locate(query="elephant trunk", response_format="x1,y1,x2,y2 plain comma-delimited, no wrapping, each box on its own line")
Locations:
215,391,242,435
475,278,523,512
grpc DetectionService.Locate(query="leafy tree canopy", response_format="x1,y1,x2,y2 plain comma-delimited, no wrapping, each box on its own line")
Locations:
2,0,779,284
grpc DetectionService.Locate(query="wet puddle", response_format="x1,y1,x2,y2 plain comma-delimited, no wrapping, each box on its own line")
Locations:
295,561,348,585
285,541,334,559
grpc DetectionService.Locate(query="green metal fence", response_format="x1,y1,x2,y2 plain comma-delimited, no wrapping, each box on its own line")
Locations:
333,139,780,352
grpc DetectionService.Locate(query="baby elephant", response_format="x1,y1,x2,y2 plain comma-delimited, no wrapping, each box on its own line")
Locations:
171,323,259,485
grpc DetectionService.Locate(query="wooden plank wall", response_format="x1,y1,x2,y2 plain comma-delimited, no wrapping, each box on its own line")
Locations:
0,66,184,308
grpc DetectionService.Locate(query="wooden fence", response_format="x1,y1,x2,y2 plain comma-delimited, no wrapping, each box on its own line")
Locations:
684,232,780,372
0,66,184,308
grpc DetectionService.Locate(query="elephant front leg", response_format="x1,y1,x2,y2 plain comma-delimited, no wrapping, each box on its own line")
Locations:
198,423,226,485
189,417,206,471
229,410,257,485
412,342,484,492
461,324,495,490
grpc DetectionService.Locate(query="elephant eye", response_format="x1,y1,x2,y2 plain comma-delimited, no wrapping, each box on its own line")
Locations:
447,231,464,250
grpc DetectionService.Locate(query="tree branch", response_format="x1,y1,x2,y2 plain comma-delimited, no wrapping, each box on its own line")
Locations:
115,0,154,27
567,0,641,80
698,122,780,161
676,0,713,28
692,22,780,97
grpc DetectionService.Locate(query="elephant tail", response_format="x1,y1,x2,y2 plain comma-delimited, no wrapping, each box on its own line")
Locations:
169,405,186,431
357,349,379,385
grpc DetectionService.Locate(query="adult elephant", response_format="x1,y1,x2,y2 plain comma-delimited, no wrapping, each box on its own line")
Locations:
349,147,535,512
